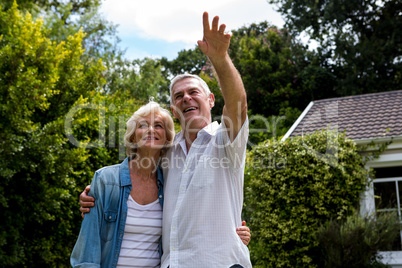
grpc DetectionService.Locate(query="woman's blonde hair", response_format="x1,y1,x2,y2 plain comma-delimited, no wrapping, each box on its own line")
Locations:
124,101,175,157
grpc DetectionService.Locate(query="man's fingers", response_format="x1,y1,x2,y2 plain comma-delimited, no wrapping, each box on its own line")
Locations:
211,15,219,31
218,24,226,34
80,207,90,213
80,195,95,202
85,184,91,193
80,185,94,203
202,11,210,33
79,200,95,208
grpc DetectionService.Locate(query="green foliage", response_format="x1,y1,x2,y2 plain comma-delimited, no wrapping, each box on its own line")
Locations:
0,3,106,266
244,131,370,267
1,0,101,22
227,21,335,143
315,211,400,267
229,23,302,116
104,57,170,104
270,0,402,96
161,46,207,76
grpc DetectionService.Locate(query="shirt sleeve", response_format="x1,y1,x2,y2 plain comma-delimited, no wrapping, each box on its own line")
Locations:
70,171,103,268
218,116,249,169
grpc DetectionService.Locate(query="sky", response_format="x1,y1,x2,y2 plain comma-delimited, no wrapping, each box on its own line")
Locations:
99,0,285,60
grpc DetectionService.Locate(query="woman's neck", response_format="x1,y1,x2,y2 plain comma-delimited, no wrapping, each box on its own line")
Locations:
129,150,160,179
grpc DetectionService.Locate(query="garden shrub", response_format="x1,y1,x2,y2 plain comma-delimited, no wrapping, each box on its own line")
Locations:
244,130,371,267
315,211,400,268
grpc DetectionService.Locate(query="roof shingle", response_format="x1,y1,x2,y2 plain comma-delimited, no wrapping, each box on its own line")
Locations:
289,90,402,140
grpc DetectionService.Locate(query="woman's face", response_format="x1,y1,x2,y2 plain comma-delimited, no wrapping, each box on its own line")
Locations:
133,113,167,151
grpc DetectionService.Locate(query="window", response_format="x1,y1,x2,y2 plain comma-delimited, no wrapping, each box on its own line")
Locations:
373,166,402,251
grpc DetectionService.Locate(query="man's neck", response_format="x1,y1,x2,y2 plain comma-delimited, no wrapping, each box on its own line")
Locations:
184,132,197,153
181,121,213,153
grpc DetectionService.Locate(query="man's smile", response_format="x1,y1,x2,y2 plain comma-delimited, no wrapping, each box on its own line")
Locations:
183,107,198,113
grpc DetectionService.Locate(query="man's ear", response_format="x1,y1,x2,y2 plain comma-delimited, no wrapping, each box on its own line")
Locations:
209,93,215,109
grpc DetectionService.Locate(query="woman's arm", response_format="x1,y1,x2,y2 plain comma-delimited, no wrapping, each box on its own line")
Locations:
71,174,102,267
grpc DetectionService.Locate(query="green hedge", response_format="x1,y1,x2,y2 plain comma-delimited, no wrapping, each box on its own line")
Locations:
244,130,370,267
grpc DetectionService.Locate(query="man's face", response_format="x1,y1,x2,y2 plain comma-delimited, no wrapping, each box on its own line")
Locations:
170,78,215,131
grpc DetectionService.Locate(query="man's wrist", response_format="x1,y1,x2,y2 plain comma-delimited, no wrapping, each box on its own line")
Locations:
208,53,232,74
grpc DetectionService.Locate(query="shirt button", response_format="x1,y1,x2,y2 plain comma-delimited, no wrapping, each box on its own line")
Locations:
172,226,176,230
159,195,162,199
109,216,112,220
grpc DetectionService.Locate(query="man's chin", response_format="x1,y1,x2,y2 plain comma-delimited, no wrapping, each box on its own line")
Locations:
183,118,210,131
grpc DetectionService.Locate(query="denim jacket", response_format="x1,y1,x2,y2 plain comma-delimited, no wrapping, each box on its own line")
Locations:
70,157,164,268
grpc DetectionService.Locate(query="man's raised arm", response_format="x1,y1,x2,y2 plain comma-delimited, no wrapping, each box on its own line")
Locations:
197,12,247,142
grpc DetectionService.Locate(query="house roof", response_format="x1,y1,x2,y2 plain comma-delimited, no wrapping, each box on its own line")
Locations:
283,90,402,141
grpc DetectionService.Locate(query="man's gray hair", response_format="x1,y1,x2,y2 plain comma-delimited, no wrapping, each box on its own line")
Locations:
169,74,211,105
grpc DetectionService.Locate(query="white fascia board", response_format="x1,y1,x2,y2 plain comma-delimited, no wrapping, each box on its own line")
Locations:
355,136,402,150
281,101,314,142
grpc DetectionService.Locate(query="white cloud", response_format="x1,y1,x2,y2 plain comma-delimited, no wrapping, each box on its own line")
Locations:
100,0,284,44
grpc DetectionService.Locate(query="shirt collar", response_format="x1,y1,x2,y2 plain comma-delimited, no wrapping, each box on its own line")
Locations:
173,121,220,147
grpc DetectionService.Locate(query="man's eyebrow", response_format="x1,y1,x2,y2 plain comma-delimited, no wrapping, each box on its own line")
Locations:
173,91,183,98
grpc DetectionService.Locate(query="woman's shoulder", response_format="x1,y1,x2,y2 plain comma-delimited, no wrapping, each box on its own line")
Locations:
93,162,123,185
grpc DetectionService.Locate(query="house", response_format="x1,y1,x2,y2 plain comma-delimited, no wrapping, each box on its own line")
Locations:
281,90,402,267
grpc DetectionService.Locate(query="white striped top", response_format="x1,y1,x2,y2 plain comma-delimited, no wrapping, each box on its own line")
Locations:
116,195,162,268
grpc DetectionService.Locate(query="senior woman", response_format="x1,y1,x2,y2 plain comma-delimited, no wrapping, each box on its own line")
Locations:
71,101,174,268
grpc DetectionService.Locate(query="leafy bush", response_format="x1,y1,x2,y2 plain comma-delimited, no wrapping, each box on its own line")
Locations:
244,130,371,267
315,211,400,268
0,3,135,266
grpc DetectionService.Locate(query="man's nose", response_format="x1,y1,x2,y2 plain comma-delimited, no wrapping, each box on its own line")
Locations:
183,93,192,102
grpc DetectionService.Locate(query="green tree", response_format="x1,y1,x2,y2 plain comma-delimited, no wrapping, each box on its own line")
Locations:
0,3,106,266
104,57,170,103
270,0,402,96
244,131,370,267
1,0,101,23
161,46,207,76
227,22,325,144
229,22,299,116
